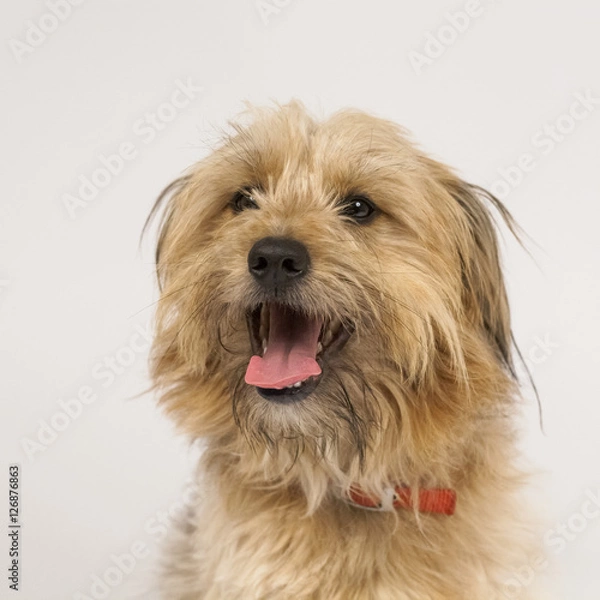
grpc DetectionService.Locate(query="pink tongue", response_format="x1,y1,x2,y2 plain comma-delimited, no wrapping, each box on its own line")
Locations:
245,305,322,389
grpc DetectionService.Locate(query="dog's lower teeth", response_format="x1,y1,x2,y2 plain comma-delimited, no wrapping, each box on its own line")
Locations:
285,381,304,389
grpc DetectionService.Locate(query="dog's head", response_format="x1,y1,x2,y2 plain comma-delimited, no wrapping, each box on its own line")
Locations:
148,102,518,507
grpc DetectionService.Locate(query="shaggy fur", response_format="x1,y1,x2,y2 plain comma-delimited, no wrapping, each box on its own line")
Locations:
147,102,537,599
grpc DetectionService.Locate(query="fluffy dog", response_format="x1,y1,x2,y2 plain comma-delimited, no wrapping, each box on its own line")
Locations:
147,102,536,599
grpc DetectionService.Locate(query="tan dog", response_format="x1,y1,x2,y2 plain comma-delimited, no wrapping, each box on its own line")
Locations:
147,102,536,599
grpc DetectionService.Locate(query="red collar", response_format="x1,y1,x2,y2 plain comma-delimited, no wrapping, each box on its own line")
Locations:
347,485,457,515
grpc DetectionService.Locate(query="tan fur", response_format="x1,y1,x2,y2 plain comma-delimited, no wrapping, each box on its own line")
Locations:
148,102,538,599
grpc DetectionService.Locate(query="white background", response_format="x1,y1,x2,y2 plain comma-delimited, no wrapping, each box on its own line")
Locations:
1,1,599,599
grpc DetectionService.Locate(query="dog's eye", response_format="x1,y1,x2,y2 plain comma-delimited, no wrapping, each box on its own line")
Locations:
231,189,259,213
340,195,376,223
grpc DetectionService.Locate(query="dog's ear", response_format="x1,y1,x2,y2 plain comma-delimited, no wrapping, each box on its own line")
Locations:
448,181,518,375
142,175,192,291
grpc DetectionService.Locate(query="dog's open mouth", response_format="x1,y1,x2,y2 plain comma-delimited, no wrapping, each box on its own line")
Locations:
244,304,352,402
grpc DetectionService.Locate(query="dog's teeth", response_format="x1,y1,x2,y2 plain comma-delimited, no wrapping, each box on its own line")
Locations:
284,381,303,389
284,381,304,390
259,304,269,347
317,342,323,354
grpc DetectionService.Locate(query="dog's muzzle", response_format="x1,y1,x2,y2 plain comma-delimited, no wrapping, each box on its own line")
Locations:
243,237,353,403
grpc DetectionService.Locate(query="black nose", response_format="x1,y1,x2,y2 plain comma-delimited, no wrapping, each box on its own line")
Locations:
248,237,310,291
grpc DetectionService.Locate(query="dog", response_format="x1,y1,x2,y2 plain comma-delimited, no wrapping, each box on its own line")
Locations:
147,102,538,599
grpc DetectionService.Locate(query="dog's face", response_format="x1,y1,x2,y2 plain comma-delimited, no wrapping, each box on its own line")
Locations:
150,103,514,502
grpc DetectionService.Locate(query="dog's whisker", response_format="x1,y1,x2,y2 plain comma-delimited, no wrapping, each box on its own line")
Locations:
129,281,201,318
